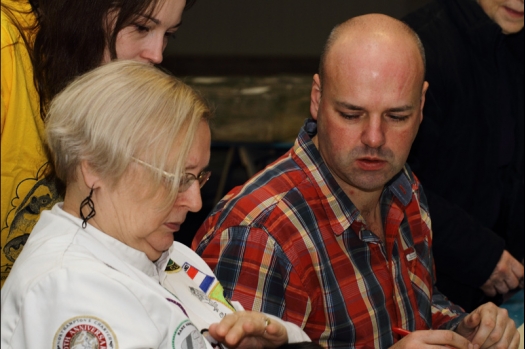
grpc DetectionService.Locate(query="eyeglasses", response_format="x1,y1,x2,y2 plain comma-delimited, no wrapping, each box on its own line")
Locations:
132,157,211,192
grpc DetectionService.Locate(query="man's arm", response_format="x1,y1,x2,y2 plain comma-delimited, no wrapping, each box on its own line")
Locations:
430,284,467,330
197,226,312,327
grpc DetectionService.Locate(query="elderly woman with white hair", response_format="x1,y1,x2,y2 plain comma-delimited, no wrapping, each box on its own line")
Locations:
0,60,315,349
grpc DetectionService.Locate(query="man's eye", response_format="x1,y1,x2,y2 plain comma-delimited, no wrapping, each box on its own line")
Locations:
389,115,409,122
340,112,360,120
165,31,177,39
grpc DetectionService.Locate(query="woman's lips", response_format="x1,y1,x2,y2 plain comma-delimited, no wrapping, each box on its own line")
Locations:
504,6,524,18
165,223,181,232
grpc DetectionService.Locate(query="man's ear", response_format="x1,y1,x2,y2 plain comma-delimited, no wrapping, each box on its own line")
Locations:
80,160,101,190
310,74,322,121
419,81,430,124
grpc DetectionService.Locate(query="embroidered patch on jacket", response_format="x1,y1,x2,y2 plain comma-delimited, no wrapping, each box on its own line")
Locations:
189,286,221,311
182,262,215,293
165,259,182,273
53,316,117,349
208,283,236,313
172,320,208,349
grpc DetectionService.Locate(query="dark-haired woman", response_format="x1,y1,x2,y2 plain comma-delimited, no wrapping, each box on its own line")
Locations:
1,0,192,286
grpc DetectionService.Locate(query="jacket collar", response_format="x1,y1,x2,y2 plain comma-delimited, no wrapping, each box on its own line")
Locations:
54,204,169,279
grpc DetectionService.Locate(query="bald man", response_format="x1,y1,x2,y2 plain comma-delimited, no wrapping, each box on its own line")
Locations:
193,14,519,349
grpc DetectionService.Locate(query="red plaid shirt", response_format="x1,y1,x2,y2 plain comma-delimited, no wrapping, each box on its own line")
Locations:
193,120,465,348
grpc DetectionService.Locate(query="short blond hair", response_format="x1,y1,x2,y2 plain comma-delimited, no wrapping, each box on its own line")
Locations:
46,60,211,203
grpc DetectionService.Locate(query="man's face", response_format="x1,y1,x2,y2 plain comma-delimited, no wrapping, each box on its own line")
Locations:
310,41,428,195
478,0,524,34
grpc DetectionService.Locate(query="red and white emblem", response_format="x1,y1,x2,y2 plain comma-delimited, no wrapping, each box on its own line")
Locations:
53,316,117,349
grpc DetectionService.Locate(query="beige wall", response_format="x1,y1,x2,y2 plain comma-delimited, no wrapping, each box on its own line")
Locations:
167,0,431,57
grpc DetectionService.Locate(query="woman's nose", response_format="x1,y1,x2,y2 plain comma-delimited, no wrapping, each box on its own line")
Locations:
141,37,165,64
177,182,203,213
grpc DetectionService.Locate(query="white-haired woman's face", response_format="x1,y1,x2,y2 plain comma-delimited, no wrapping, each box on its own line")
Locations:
95,120,211,261
103,0,186,65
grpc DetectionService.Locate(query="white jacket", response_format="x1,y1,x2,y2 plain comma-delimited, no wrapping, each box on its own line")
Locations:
1,204,309,348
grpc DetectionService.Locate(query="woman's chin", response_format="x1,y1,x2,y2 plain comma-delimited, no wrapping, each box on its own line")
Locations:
146,235,174,259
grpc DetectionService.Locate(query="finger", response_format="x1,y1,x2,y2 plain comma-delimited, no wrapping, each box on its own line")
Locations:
224,314,262,344
426,330,472,349
261,317,287,340
228,314,273,346
456,311,482,339
240,315,268,336
504,275,520,291
510,256,524,275
209,313,239,340
509,330,521,349
510,261,524,289
480,316,516,349
480,280,498,298
470,306,507,348
494,282,510,295
400,330,472,349
481,285,498,298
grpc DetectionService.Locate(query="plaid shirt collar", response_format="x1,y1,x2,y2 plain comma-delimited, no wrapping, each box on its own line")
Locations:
292,118,414,237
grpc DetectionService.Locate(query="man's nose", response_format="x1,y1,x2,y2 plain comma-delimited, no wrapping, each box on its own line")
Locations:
361,116,386,149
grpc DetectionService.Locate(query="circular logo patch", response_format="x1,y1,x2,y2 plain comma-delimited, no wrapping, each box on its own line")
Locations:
53,316,118,349
172,320,208,349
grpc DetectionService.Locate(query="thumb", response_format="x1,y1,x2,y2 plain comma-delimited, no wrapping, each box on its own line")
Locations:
509,258,524,288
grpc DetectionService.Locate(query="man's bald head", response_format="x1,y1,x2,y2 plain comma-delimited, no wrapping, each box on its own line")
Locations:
318,14,426,89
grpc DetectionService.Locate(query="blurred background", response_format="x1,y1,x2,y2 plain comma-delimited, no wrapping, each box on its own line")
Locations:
159,0,431,246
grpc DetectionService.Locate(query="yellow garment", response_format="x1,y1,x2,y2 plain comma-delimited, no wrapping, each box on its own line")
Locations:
518,324,524,349
1,0,60,287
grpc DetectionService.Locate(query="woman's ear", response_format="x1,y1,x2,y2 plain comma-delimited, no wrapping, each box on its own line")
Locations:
80,160,101,190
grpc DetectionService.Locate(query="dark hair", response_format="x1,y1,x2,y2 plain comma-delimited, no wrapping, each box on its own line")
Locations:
3,0,196,121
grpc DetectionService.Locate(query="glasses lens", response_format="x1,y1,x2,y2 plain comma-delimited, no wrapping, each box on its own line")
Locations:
178,173,195,192
178,171,211,192
198,171,211,188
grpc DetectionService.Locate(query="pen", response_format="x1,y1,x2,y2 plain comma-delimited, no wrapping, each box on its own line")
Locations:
392,327,455,348
392,327,411,337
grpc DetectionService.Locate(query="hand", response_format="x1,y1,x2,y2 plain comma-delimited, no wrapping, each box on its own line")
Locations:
208,311,288,349
480,250,524,297
389,329,474,349
455,302,520,349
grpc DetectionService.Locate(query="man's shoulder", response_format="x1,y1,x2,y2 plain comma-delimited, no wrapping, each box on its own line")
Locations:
216,161,312,223
196,154,321,241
